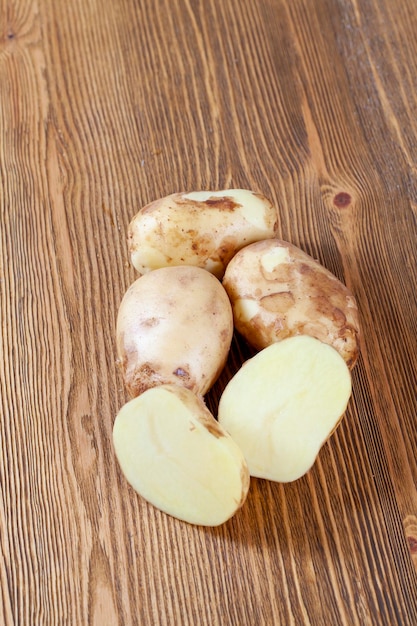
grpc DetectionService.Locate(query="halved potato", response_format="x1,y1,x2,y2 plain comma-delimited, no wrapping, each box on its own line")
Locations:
222,239,360,368
128,189,278,278
116,266,233,397
217,336,352,482
113,385,250,526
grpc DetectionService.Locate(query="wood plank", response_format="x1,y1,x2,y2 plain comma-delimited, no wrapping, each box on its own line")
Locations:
1,0,416,623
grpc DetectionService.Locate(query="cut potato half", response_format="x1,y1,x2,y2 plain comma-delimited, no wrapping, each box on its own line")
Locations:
113,385,250,526
218,336,352,483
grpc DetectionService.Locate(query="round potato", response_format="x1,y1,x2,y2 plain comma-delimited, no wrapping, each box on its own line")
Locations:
116,266,234,397
113,384,250,526
222,239,360,368
128,189,278,279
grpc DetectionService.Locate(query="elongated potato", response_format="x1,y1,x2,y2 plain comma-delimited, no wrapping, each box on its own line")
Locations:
128,189,278,278
116,266,233,397
222,239,360,368
218,336,352,483
113,385,250,526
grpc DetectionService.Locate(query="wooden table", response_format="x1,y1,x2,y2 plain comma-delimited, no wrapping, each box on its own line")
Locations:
1,0,417,624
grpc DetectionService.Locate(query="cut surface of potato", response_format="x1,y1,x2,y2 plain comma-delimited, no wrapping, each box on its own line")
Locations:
222,239,360,368
217,336,352,483
116,266,233,397
113,385,250,526
128,189,278,278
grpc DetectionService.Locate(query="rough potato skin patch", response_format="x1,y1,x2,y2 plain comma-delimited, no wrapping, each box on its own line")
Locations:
261,291,295,314
124,361,174,397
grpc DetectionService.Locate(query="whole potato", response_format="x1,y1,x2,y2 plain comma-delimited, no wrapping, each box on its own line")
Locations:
128,189,278,278
116,266,234,397
222,239,360,368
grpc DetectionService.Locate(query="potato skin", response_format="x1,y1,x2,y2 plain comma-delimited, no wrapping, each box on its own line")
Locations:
128,189,278,279
116,266,234,397
222,239,360,368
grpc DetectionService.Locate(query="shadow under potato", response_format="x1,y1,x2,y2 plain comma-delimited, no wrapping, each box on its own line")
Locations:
205,332,257,418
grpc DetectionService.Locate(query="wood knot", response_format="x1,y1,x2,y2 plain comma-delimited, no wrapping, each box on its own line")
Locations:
333,192,352,208
407,535,417,555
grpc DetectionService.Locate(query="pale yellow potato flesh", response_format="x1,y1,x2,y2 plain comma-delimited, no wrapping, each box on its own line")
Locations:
218,336,352,483
113,385,250,526
128,189,278,279
116,266,233,397
222,239,361,368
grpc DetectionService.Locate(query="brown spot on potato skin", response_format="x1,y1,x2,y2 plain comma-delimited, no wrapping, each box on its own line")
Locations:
125,362,198,398
140,317,160,328
173,367,189,377
309,294,345,320
175,193,240,212
214,236,239,266
299,262,314,275
172,367,193,387
261,291,294,314
203,196,241,211
332,307,348,325
220,327,231,342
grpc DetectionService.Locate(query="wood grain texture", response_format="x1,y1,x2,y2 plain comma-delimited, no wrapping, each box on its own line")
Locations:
1,0,416,624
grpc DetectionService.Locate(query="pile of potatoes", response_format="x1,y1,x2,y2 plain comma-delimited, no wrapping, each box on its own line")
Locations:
113,190,360,526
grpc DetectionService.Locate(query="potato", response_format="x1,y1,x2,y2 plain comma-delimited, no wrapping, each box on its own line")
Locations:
116,266,233,397
218,336,352,483
222,239,360,368
113,384,250,526
128,189,278,278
